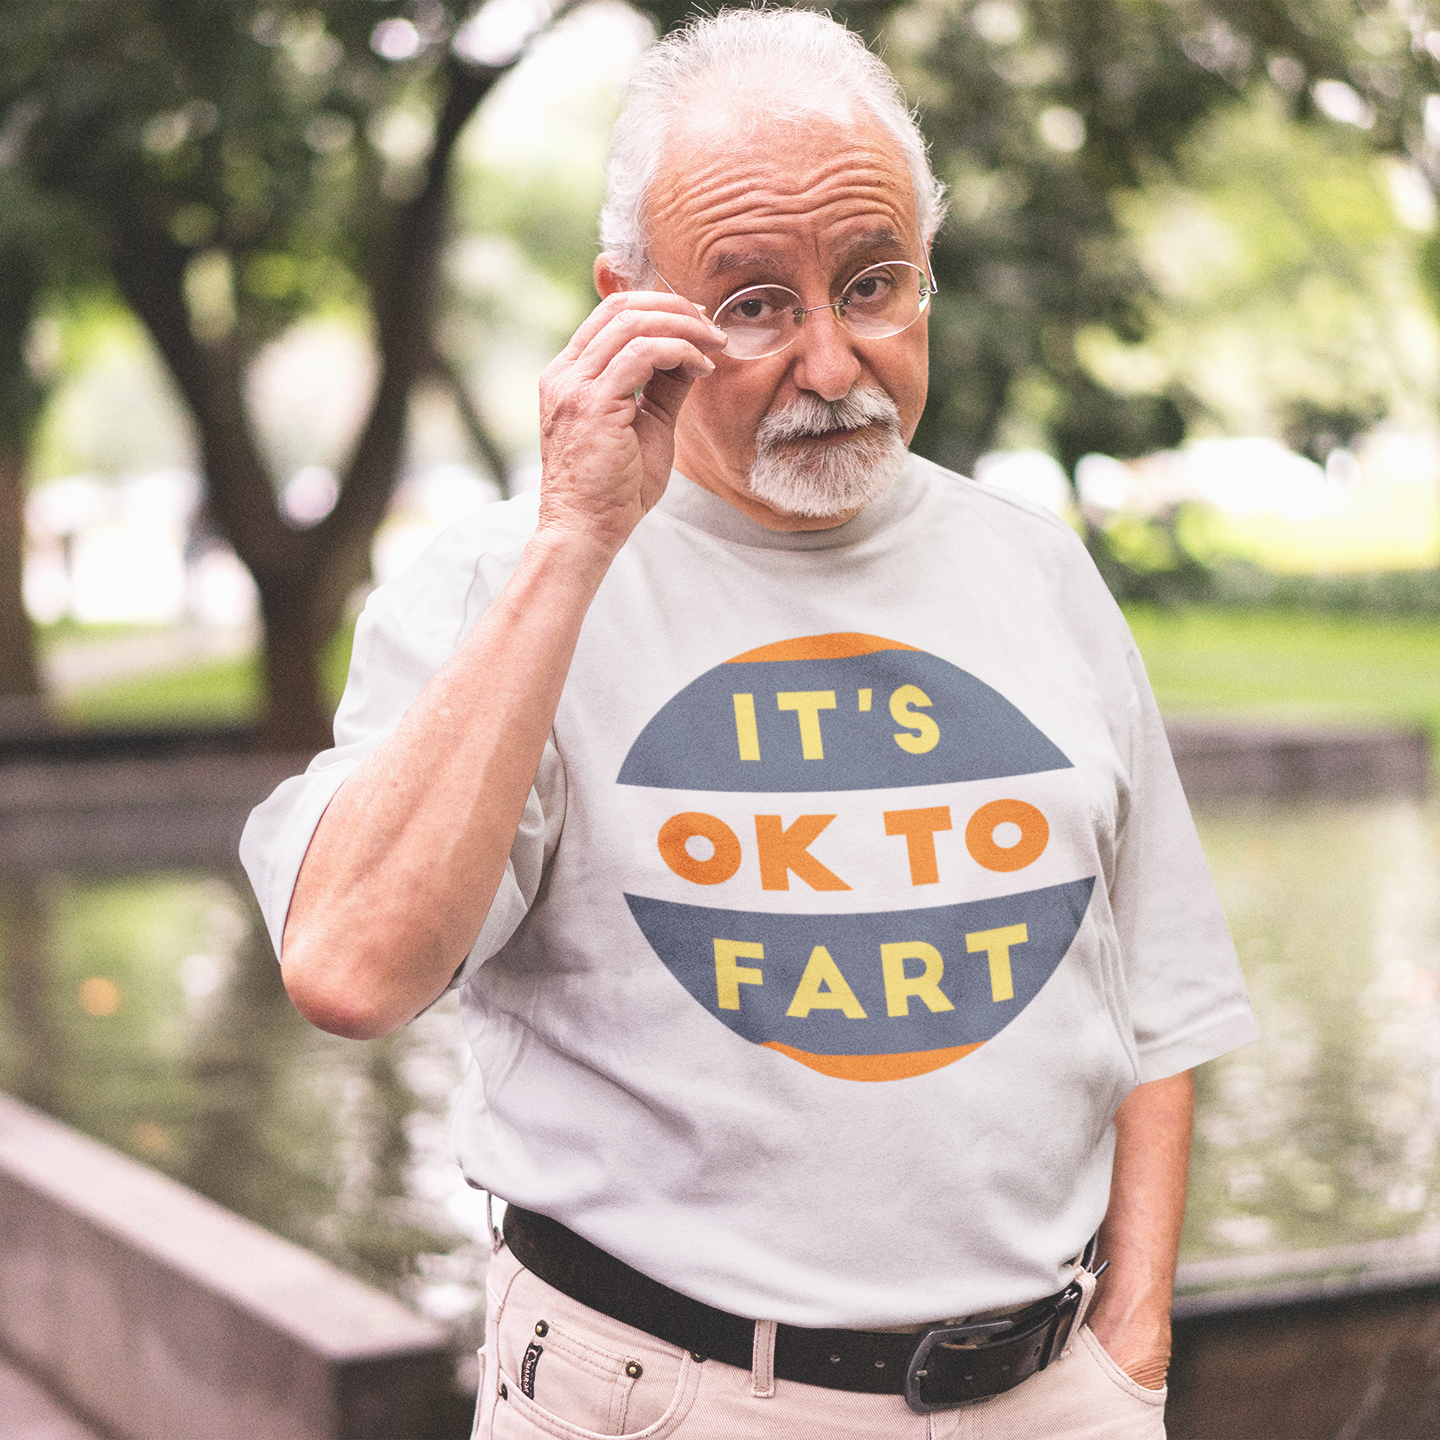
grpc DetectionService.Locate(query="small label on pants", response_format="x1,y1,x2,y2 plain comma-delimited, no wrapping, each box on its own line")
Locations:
520,1341,543,1398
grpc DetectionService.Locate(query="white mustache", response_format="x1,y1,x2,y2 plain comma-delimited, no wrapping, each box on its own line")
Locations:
756,388,902,446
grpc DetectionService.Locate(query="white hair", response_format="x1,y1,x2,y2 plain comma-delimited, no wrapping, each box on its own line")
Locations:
600,7,947,283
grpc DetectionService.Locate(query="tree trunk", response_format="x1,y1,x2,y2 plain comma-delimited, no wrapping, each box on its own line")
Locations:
105,42,566,753
256,575,336,753
0,448,45,736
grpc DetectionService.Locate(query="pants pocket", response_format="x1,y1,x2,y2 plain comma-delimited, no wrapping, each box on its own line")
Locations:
486,1250,699,1438
1077,1325,1167,1407
514,1316,677,1434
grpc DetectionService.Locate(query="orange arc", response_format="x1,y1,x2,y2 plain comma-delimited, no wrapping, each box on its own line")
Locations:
726,633,920,664
762,1041,983,1082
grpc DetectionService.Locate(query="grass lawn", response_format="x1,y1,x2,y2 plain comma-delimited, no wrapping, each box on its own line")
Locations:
49,606,1440,741
1122,604,1440,739
53,622,356,730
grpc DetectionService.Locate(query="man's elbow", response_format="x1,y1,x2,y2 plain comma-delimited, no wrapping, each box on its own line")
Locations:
280,945,407,1040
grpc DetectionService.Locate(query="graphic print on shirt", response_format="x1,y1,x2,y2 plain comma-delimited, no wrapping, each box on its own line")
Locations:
617,633,1094,1081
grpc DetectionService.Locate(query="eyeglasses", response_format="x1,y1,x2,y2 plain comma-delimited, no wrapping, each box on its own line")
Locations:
653,258,938,361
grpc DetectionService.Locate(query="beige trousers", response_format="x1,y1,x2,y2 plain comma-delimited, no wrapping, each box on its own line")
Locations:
474,1245,1166,1439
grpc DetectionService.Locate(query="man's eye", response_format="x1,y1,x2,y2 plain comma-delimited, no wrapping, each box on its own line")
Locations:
718,287,791,327
848,273,893,304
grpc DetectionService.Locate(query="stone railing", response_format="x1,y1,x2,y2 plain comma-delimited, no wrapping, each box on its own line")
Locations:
0,1093,453,1440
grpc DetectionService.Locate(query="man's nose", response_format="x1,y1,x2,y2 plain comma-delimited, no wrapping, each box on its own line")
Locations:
789,307,863,402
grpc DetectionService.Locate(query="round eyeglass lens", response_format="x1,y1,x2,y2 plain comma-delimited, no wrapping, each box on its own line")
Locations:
839,262,930,337
711,262,932,359
713,285,802,359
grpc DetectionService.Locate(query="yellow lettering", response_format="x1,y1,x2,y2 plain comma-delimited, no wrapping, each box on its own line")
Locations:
786,946,867,1019
776,690,836,759
880,942,955,1017
754,814,851,891
966,924,1028,1003
714,939,764,1010
883,806,953,885
858,688,872,712
732,693,761,761
890,685,940,754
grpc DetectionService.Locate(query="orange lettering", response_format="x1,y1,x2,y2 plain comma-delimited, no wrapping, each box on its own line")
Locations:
965,800,1049,873
883,806,953,885
754,814,851,892
658,813,743,885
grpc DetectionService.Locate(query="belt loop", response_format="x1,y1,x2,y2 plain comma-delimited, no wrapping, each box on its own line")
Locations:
485,1192,503,1255
750,1319,777,1398
1067,1263,1098,1354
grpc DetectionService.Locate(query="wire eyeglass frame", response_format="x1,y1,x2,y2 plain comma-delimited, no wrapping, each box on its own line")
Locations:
648,255,939,361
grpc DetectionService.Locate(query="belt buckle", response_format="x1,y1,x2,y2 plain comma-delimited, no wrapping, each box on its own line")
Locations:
902,1316,1017,1415
901,1281,1083,1415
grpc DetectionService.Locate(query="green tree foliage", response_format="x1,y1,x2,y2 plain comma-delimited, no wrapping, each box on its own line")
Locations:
0,0,579,748
889,0,1372,476
1095,93,1432,451
7,0,1440,744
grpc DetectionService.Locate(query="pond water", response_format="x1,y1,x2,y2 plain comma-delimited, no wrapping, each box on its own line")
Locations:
1185,794,1440,1261
2,793,1439,1371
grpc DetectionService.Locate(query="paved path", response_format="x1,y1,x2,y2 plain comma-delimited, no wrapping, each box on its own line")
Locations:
0,1356,105,1440
42,621,257,694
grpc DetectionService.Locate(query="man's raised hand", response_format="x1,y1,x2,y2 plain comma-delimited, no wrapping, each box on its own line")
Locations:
536,285,727,562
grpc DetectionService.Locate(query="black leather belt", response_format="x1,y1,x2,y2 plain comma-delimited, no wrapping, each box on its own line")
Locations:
503,1206,1095,1413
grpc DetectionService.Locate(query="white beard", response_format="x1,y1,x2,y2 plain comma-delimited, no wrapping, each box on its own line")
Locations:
746,388,907,519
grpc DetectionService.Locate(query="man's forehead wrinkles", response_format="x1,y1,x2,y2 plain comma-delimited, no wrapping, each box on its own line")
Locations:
707,225,905,281
656,183,912,269
675,149,902,209
655,174,905,229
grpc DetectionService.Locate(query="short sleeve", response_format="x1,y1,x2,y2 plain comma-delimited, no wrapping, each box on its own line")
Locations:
1109,644,1260,1081
238,495,558,978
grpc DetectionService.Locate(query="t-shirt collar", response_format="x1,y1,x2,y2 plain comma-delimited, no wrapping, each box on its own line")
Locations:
656,457,921,551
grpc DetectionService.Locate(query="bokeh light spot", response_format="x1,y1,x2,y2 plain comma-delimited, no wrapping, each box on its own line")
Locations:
78,977,121,1016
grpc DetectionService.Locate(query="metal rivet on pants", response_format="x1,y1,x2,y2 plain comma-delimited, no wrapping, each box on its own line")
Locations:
534,1320,549,1337
690,1352,706,1363
625,1360,643,1379
830,1354,841,1363
498,1382,508,1400
874,1359,885,1368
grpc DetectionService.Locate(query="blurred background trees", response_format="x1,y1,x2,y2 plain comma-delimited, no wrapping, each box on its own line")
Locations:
1,0,577,747
3,0,1440,747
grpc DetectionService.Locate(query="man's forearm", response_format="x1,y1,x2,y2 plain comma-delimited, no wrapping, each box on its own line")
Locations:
280,528,614,1039
278,288,725,1041
1086,1068,1194,1389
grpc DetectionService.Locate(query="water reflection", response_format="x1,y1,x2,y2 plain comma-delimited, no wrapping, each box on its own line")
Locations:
1184,796,1440,1260
1,796,1438,1358
0,868,490,1375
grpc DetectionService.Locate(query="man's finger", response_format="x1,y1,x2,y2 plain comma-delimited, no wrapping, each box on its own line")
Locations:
601,336,716,399
557,291,718,371
570,306,726,387
635,361,705,429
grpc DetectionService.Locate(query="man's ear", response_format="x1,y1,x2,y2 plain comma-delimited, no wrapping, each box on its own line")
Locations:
594,253,630,300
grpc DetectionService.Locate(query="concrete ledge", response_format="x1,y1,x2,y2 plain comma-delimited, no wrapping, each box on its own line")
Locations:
0,1094,451,1440
0,722,1428,879
1169,1240,1440,1438
0,753,311,873
1164,720,1429,802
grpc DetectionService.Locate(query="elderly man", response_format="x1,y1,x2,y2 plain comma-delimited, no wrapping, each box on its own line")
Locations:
243,10,1256,1437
